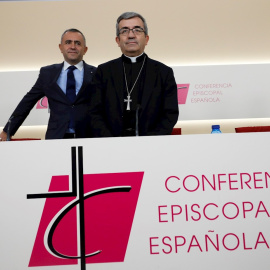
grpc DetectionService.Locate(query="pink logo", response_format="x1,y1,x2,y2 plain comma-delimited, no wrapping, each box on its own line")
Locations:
27,147,144,269
177,84,190,104
36,97,48,109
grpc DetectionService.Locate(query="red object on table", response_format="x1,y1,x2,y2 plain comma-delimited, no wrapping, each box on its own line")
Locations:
235,126,270,133
171,128,181,135
11,138,41,141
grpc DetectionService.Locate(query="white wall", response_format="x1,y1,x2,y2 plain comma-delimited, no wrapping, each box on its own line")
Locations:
1,0,270,71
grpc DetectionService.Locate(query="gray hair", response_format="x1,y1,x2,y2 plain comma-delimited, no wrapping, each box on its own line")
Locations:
116,12,148,36
60,28,86,45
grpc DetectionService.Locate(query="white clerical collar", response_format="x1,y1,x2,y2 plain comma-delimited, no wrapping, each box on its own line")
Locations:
63,61,84,71
124,53,144,63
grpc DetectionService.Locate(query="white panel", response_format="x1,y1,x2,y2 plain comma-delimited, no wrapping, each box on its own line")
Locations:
174,63,270,120
1,133,270,269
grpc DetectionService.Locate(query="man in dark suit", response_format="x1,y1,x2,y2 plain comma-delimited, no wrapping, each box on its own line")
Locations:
0,28,96,141
90,12,179,137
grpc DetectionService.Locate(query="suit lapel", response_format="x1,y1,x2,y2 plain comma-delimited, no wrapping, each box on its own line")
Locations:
75,62,95,100
51,63,63,83
49,63,70,101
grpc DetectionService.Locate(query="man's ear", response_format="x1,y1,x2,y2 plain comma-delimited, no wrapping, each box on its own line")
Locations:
59,43,64,53
145,35,149,46
115,36,120,47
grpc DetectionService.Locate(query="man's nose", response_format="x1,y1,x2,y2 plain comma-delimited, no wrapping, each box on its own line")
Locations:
128,30,136,37
70,41,76,48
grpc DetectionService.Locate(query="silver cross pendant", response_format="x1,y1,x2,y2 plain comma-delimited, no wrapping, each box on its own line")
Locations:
124,95,132,110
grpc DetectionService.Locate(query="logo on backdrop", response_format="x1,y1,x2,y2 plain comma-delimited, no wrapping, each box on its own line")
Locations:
177,84,190,104
27,146,144,270
36,97,48,109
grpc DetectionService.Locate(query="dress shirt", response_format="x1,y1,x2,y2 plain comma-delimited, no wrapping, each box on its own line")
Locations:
57,61,84,134
57,61,84,95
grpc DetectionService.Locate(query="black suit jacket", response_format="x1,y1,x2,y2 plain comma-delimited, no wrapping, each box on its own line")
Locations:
90,55,179,137
4,61,96,139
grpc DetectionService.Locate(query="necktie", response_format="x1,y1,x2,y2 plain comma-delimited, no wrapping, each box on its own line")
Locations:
66,66,77,102
66,66,77,131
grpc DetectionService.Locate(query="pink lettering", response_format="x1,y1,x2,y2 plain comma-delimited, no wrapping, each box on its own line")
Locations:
175,236,186,253
205,234,219,251
188,235,202,252
171,205,182,222
165,176,180,193
218,174,226,190
228,173,238,190
255,201,270,218
222,202,239,219
255,232,269,249
240,173,252,189
149,237,159,254
242,201,253,218
191,204,201,221
203,203,219,220
158,205,168,222
253,172,263,189
223,233,240,251
183,175,200,192
243,233,252,250
162,236,173,254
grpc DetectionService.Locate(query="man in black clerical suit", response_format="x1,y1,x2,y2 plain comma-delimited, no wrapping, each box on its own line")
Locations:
90,12,179,137
0,28,96,141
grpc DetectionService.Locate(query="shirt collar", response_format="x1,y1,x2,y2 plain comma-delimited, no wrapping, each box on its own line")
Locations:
123,53,145,63
63,60,84,71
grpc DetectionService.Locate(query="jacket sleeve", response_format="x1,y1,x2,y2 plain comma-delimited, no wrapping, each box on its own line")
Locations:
146,67,179,136
89,66,113,137
3,68,45,136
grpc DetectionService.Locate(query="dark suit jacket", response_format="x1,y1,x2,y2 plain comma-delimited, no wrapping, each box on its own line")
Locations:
90,55,179,137
4,61,96,139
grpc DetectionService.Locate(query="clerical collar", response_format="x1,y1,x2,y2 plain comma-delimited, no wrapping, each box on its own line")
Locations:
122,53,145,63
63,61,84,71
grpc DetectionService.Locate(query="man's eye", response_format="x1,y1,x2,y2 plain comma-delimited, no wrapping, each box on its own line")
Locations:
65,40,71,44
75,41,81,45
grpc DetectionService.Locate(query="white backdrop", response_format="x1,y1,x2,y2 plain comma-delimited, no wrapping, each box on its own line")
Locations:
0,63,270,127
174,63,270,120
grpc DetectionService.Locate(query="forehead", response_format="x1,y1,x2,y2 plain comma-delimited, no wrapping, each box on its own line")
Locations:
61,32,85,43
119,17,144,29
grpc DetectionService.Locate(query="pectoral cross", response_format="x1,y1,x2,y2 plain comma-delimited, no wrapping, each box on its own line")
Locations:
124,95,132,110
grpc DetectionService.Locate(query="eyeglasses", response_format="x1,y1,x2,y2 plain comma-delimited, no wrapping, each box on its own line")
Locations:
118,27,145,36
